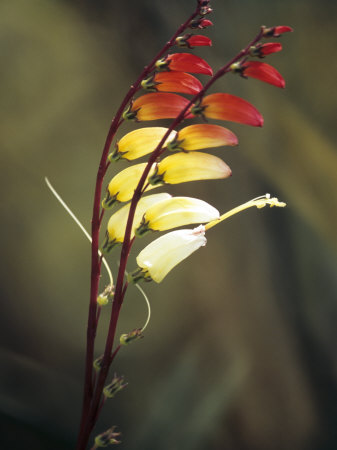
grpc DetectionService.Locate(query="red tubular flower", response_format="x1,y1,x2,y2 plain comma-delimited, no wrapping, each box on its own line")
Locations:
156,53,213,76
240,61,285,88
176,34,212,48
125,93,193,121
263,26,293,37
189,18,213,29
192,93,264,127
143,72,203,95
249,42,282,57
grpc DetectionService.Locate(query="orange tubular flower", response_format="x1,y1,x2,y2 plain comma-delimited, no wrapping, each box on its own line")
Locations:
123,93,193,121
192,93,264,127
176,34,212,48
142,72,203,95
156,53,213,76
249,42,282,57
168,124,238,151
237,61,285,88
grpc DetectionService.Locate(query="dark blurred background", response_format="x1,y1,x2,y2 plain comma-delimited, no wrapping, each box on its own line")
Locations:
1,0,337,449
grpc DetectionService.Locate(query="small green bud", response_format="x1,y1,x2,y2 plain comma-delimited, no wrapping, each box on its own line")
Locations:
120,328,144,346
93,355,104,372
94,426,121,447
103,374,128,399
97,284,114,306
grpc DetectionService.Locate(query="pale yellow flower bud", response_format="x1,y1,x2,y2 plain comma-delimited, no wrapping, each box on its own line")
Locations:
149,152,232,185
136,226,207,283
103,163,157,208
107,193,172,244
136,196,219,235
110,127,177,161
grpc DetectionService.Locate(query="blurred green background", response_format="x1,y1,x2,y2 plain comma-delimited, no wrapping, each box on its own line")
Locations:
1,0,337,449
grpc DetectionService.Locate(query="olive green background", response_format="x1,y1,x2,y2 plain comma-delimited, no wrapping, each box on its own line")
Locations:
1,0,336,449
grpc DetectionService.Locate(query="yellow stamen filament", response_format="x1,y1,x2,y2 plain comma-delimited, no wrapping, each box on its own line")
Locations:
205,194,286,231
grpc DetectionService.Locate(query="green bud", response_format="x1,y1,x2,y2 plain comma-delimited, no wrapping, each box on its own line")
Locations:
94,426,121,447
103,374,128,399
120,328,143,346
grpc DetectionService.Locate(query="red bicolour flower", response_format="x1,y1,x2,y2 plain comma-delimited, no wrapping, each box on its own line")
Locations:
123,93,193,121
231,61,285,88
191,93,263,127
141,72,203,95
176,34,212,48
189,18,213,29
263,26,293,38
156,53,213,76
249,42,282,58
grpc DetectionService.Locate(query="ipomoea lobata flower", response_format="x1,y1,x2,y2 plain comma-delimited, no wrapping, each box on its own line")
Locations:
175,34,212,48
132,194,286,283
123,93,193,121
189,18,213,29
148,152,232,186
249,42,282,58
230,61,285,88
155,53,213,76
191,93,264,126
135,196,220,236
135,226,207,283
167,124,238,152
105,193,172,249
109,127,177,161
102,163,157,208
141,72,203,95
263,25,293,38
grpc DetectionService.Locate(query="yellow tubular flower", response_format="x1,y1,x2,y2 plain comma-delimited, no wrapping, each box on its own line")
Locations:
106,193,172,246
103,163,157,208
136,226,207,283
111,127,177,161
149,152,232,185
136,196,219,235
168,124,238,152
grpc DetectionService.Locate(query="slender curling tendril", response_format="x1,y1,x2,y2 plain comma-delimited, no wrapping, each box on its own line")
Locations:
45,177,151,331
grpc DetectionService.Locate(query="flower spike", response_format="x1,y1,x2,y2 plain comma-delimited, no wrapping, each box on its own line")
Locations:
156,53,213,76
142,72,203,95
230,61,285,88
168,124,238,152
192,93,264,127
110,127,177,161
135,226,207,283
149,152,231,186
135,196,219,236
176,34,212,48
124,93,193,121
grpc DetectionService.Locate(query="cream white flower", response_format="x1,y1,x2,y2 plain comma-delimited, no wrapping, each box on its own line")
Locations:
136,226,206,283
